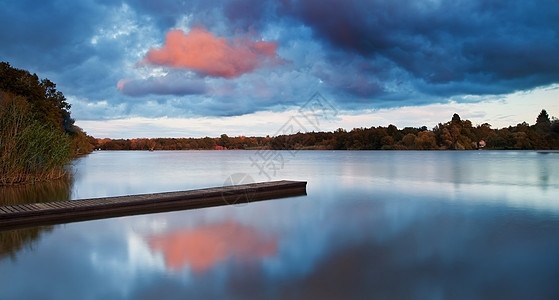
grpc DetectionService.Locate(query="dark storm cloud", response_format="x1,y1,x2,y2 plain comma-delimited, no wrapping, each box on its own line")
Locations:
312,59,385,98
223,0,271,30
278,0,559,96
128,0,273,33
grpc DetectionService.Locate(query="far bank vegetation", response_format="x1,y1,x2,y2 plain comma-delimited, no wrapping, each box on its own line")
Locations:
96,111,559,151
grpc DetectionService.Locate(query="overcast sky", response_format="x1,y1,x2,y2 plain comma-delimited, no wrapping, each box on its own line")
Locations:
1,0,558,138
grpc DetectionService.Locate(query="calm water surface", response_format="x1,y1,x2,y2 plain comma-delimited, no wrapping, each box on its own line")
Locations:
1,150,559,299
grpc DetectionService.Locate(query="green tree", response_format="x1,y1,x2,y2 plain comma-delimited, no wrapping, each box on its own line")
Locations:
0,62,70,130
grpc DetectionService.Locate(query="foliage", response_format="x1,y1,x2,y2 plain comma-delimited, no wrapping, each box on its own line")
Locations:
0,62,95,185
0,92,72,184
97,110,559,151
0,62,68,130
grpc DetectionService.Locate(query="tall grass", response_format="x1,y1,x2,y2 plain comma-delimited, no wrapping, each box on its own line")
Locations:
0,92,72,185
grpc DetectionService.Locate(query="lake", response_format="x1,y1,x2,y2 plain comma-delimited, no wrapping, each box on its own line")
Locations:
1,150,559,299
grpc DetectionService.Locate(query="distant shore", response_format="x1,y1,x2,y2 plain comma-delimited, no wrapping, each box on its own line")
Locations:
93,111,559,151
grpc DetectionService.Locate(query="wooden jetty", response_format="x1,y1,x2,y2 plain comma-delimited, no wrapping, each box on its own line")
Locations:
0,180,307,231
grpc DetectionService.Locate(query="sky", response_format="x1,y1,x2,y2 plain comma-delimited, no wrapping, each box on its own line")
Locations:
1,0,558,138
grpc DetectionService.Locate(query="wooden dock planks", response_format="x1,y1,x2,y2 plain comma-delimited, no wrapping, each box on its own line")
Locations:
0,180,307,231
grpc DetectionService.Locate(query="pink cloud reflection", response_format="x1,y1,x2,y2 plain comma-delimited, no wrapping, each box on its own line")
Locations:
147,221,277,273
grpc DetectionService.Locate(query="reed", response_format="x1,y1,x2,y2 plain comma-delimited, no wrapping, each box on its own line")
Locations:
0,92,72,185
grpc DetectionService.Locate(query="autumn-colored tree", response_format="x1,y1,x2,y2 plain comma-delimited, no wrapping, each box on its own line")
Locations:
415,131,437,150
401,133,416,149
0,62,94,157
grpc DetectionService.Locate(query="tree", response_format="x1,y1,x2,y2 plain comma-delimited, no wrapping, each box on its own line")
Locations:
452,113,461,123
0,61,93,156
415,131,437,150
536,109,551,125
0,62,71,130
552,117,559,134
535,109,551,136
218,134,231,149
381,135,395,149
401,133,416,149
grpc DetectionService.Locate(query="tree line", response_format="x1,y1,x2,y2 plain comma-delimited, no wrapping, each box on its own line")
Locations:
0,62,94,185
95,110,559,151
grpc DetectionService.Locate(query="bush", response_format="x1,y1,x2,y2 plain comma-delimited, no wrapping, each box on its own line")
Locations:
0,92,71,185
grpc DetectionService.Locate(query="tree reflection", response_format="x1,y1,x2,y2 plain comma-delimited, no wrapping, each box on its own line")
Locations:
0,227,53,260
0,178,71,260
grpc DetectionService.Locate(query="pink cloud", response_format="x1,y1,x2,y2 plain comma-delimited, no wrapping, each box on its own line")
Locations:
142,27,283,78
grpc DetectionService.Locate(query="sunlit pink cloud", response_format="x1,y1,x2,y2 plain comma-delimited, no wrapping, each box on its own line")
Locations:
147,221,277,273
142,27,283,78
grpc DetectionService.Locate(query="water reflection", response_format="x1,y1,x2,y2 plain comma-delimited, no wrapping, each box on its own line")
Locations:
538,154,551,188
0,177,72,206
1,151,559,299
147,221,276,273
0,174,69,262
0,227,54,260
69,151,252,199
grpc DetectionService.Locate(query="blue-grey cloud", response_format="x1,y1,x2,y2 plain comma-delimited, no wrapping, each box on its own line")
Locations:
118,72,207,97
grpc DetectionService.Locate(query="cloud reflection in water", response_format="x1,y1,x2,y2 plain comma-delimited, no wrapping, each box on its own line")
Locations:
147,221,277,273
